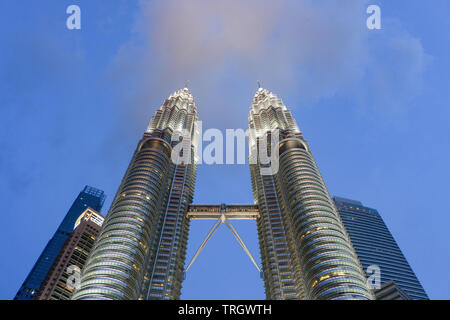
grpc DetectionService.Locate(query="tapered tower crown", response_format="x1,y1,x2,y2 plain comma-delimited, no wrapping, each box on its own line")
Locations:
146,88,199,144
251,88,287,114
248,88,301,141
166,87,197,113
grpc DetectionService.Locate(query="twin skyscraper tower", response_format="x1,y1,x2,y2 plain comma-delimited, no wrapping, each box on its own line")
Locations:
72,87,374,300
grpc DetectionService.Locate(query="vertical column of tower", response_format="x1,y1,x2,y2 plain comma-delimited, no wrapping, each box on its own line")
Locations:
73,88,198,300
250,164,304,299
249,88,373,300
249,89,305,300
140,89,198,300
141,161,196,300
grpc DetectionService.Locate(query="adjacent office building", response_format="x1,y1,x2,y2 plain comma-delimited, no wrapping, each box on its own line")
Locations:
333,197,428,300
15,186,105,300
249,88,373,300
36,208,105,300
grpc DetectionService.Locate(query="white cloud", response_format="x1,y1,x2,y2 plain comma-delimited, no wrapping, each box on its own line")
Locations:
109,0,429,123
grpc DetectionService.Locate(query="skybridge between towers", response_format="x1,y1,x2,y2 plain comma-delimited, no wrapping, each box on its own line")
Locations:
184,204,263,278
187,204,260,220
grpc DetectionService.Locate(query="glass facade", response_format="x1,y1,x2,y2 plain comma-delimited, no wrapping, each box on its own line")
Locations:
72,88,198,300
334,197,429,300
14,186,105,300
249,89,373,300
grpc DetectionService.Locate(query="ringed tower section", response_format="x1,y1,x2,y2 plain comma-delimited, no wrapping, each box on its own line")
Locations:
249,88,373,300
72,88,199,300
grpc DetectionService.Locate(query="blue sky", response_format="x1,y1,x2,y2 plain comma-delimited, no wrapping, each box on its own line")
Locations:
1,0,449,299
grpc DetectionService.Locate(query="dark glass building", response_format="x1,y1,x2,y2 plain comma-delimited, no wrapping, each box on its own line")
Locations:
333,197,428,300
14,186,105,300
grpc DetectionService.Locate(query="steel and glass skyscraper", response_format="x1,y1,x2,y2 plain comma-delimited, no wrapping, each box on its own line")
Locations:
333,197,428,300
15,186,105,300
73,88,198,300
249,88,373,300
